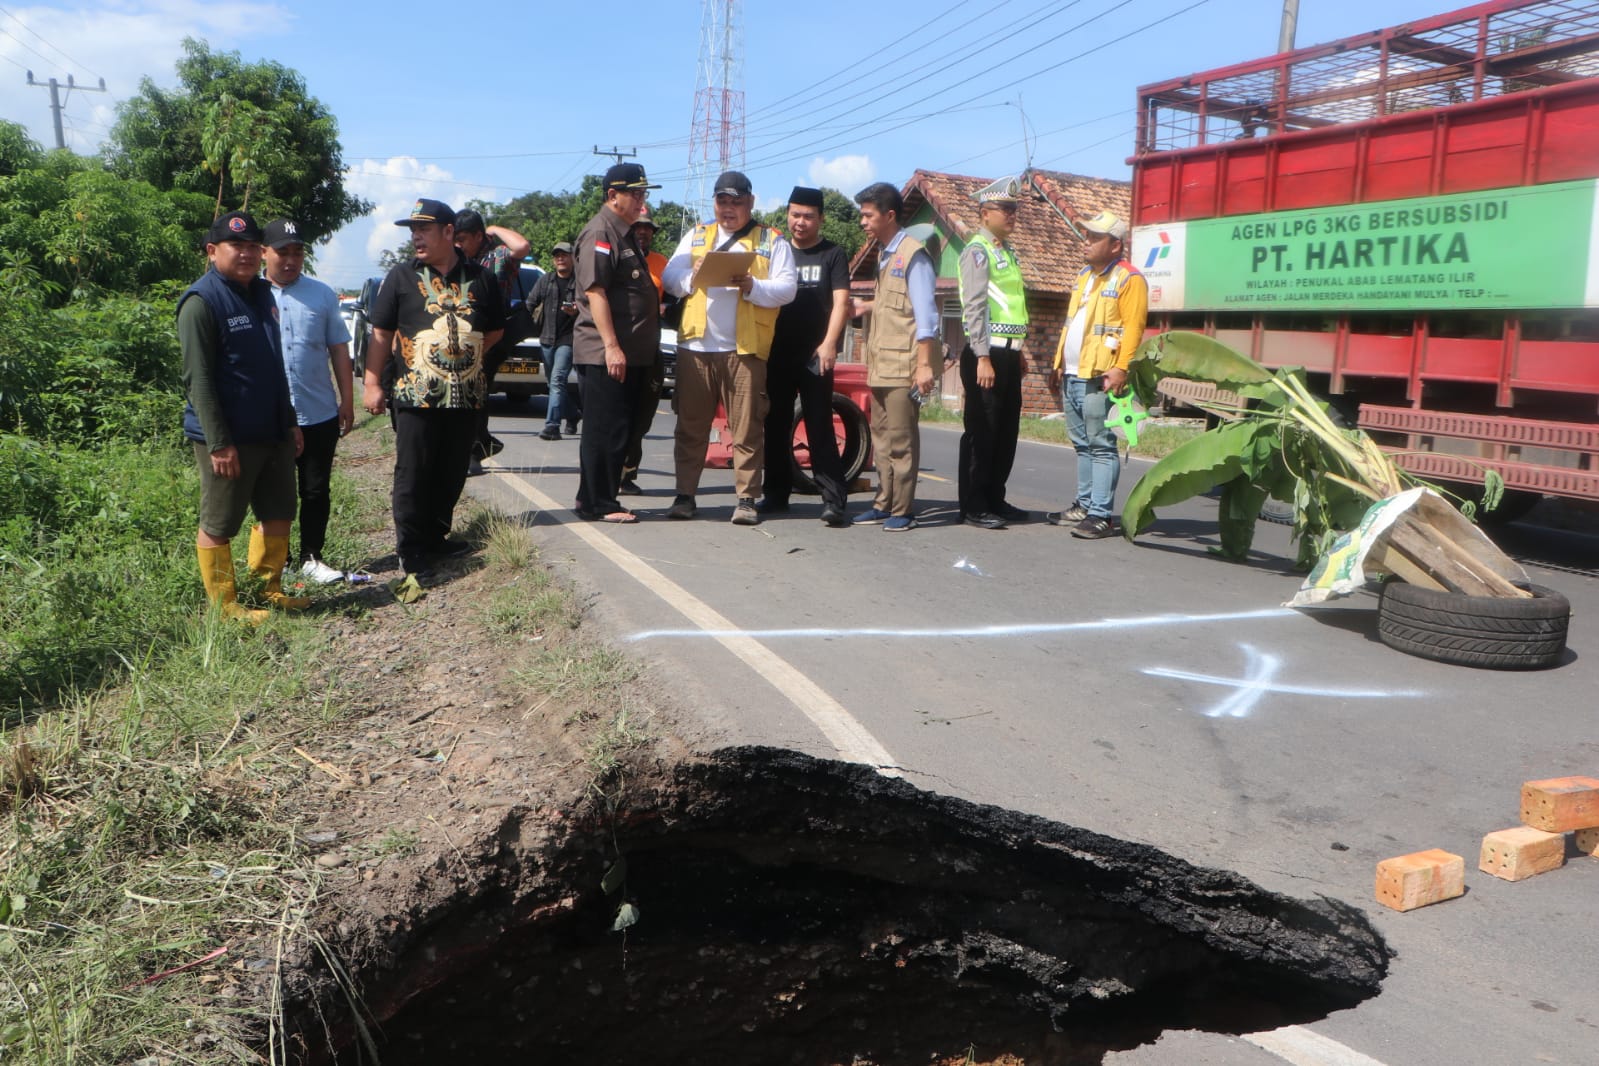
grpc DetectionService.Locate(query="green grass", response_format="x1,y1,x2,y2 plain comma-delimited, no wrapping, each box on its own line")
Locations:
0,421,394,1065
0,411,657,1062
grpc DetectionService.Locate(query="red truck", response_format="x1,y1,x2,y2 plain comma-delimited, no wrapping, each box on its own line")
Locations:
1131,0,1599,513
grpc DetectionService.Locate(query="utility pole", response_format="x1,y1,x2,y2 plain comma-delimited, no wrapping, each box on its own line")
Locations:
1278,0,1300,53
25,71,107,150
593,145,637,166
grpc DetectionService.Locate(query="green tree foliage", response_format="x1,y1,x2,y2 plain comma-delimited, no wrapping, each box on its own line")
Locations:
0,122,42,177
0,136,211,303
106,38,367,238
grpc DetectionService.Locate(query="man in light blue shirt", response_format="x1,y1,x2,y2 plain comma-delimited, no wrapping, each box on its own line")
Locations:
263,218,353,584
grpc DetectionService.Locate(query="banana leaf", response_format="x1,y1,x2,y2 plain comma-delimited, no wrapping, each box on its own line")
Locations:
1122,416,1286,541
1129,330,1282,410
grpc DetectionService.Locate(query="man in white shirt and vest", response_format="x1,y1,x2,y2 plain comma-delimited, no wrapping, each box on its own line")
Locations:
1048,210,1149,539
957,178,1031,530
661,170,798,525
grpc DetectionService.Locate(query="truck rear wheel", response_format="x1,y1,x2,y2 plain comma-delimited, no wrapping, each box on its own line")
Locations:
1377,581,1570,670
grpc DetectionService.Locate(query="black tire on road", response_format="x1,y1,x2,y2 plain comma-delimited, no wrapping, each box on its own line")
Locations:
789,394,870,494
1377,581,1571,670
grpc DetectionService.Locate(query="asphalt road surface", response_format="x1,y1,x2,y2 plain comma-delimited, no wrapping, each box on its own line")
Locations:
471,395,1598,1066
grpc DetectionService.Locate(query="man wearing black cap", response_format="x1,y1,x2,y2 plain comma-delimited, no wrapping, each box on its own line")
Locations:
760,186,850,526
570,163,662,523
662,170,797,524
180,210,306,622
529,240,582,440
362,198,505,576
957,179,1031,530
455,209,530,473
619,205,668,494
263,218,353,584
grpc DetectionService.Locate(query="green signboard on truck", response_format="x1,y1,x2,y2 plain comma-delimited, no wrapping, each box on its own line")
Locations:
1136,180,1599,313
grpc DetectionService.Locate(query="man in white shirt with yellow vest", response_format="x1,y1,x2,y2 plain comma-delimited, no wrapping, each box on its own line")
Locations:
661,170,797,525
1048,210,1148,539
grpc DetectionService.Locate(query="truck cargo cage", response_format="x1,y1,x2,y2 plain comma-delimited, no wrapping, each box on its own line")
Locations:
1138,0,1599,153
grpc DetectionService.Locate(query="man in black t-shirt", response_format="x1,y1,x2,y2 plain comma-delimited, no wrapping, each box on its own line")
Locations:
362,198,505,576
760,186,851,526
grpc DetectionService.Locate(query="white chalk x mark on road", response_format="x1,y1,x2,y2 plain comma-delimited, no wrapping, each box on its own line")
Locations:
1144,643,1424,719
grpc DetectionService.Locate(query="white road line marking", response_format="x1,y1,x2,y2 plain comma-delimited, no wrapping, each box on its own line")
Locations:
489,471,1389,1066
628,607,1296,641
491,473,899,775
1247,1025,1390,1065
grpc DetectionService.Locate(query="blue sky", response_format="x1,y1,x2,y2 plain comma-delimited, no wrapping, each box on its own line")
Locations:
0,0,1454,288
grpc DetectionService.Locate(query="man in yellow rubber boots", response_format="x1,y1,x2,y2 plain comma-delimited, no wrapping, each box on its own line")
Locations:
179,210,309,621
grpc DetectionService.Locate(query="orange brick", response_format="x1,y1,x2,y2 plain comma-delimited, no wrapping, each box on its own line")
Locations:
1479,826,1567,882
1520,776,1599,832
1576,828,1599,857
1374,849,1465,912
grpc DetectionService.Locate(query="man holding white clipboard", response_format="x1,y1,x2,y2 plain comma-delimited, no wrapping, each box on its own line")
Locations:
661,170,797,524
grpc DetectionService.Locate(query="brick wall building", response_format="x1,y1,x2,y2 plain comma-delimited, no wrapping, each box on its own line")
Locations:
846,168,1132,417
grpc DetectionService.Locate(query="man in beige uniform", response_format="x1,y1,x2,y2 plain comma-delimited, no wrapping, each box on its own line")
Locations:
849,182,939,532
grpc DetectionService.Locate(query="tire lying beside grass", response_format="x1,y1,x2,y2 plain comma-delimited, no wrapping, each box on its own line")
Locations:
1377,581,1571,670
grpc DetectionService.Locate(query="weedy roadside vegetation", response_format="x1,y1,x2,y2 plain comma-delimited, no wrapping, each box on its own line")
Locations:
2,422,653,1062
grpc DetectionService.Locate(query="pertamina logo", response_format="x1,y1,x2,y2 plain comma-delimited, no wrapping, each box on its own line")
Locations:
1143,231,1172,269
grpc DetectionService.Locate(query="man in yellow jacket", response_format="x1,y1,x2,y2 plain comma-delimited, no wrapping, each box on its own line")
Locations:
1048,210,1148,539
661,170,797,524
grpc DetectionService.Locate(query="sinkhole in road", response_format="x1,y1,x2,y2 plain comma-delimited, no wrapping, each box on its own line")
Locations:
308,749,1390,1065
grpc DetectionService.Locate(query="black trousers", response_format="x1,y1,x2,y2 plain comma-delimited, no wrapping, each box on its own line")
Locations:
622,359,665,479
957,345,1024,516
473,337,514,459
576,363,645,515
763,351,848,509
393,407,475,569
294,416,340,561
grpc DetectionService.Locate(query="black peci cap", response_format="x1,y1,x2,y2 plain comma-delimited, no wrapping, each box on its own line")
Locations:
788,186,825,210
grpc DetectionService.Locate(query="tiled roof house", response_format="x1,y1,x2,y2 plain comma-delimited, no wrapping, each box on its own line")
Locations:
847,168,1132,415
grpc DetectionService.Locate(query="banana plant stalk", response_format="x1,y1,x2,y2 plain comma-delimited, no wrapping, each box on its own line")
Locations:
1121,332,1421,564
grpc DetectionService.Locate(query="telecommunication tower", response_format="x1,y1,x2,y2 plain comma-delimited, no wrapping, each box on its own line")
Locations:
685,0,745,223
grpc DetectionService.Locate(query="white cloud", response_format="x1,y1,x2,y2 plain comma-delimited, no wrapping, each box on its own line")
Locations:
0,2,290,154
312,156,461,290
806,154,875,194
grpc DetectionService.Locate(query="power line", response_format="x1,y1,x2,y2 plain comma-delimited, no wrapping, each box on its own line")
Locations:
741,0,1080,139
742,0,1001,125
740,0,1112,165
0,24,56,68
729,0,1211,180
934,107,1127,172
0,5,100,79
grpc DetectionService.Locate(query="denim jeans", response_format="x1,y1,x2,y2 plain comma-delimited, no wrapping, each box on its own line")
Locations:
545,344,579,428
1064,375,1119,518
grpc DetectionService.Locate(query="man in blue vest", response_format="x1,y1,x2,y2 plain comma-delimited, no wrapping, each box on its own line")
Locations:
180,210,307,622
957,179,1031,530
